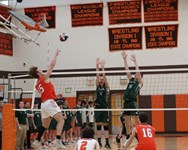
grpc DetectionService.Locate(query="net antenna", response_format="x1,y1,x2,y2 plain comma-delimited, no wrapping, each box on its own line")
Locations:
0,3,49,46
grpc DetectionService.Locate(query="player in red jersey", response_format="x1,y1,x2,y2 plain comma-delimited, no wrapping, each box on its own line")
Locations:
123,112,156,150
73,127,100,150
29,49,66,149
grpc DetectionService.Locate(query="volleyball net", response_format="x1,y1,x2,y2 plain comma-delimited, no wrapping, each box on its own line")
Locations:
5,68,188,135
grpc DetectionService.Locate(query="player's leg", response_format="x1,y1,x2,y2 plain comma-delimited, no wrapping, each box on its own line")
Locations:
103,111,111,148
53,112,66,148
42,99,65,148
123,101,132,140
131,101,139,126
95,111,103,148
32,117,51,149
116,134,122,150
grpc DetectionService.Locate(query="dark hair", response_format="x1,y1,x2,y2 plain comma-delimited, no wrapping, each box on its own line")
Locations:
88,101,93,104
81,127,95,138
81,100,86,105
56,100,64,106
77,99,82,103
29,66,39,78
0,97,4,101
139,112,148,123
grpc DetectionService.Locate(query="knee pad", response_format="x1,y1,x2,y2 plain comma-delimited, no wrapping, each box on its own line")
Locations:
116,134,121,143
97,125,102,130
104,125,108,131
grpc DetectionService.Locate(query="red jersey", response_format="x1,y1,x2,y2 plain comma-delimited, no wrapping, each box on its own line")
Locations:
135,124,156,150
35,77,56,102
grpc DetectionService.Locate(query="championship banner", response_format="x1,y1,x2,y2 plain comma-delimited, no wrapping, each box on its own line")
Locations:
108,27,142,51
108,0,141,25
0,32,13,56
70,3,103,27
25,6,56,28
0,5,11,28
145,24,178,49
144,0,178,22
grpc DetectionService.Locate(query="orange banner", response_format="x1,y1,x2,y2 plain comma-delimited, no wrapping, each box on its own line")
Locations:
71,3,103,27
144,0,178,22
108,0,141,25
0,5,11,28
0,32,13,56
108,27,142,51
145,24,178,49
25,6,56,28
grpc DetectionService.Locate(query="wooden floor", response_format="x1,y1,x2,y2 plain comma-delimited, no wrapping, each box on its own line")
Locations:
63,135,188,150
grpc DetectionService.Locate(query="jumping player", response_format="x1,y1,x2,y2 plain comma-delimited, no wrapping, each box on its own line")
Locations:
123,112,156,150
29,49,65,149
94,57,111,148
73,127,100,150
121,51,143,140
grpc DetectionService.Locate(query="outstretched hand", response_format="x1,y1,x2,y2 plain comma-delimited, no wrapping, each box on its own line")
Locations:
130,54,136,63
96,57,100,65
121,51,128,59
100,59,105,67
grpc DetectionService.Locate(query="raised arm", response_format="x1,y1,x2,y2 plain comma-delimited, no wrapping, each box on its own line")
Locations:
121,51,132,80
123,127,136,150
130,54,143,85
96,57,100,86
100,59,110,89
43,48,61,80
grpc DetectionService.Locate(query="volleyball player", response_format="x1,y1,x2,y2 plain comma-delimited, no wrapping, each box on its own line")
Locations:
123,112,156,150
29,49,65,149
121,51,143,140
94,58,111,148
15,101,28,150
74,99,82,140
63,100,74,143
33,102,42,141
81,100,87,129
87,100,94,128
73,127,100,150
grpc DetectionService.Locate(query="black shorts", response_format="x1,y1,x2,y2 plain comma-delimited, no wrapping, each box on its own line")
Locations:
123,101,138,116
95,110,109,123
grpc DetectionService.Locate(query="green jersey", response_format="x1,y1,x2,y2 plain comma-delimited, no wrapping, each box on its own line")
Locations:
123,78,141,101
26,110,33,127
15,110,27,125
75,105,82,120
95,85,109,108
64,106,72,121
33,111,42,128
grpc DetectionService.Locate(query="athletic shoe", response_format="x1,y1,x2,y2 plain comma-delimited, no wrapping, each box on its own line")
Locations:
31,140,42,149
105,143,111,149
52,139,66,149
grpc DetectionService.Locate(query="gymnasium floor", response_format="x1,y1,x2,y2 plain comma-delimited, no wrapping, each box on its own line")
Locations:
42,135,188,150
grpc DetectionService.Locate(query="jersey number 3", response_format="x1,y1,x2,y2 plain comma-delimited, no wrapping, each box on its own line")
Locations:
142,128,153,138
80,141,88,150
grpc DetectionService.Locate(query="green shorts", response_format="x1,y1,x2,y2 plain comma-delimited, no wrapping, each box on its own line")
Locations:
64,119,72,131
75,117,82,127
49,118,57,130
95,110,109,123
123,101,138,116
